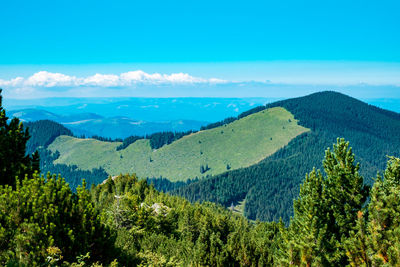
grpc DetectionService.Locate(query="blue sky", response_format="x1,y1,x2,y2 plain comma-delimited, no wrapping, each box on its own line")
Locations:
0,0,399,98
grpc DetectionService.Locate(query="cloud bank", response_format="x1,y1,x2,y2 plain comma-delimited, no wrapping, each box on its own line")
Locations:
0,70,226,88
1,67,399,99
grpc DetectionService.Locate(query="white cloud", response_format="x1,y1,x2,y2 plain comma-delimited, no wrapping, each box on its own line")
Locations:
0,77,24,87
0,70,227,89
83,73,120,87
25,71,79,87
163,73,203,83
120,70,162,83
120,71,226,84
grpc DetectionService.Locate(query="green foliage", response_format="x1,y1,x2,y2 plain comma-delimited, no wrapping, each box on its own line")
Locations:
276,139,370,266
344,157,400,266
116,135,143,151
24,120,73,155
148,130,194,150
200,116,236,130
344,210,370,266
365,157,400,265
0,173,115,265
277,169,330,266
323,139,369,264
0,89,39,187
39,148,108,191
92,174,280,266
146,177,198,193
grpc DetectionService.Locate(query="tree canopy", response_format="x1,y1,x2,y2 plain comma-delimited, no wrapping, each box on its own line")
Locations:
0,89,39,187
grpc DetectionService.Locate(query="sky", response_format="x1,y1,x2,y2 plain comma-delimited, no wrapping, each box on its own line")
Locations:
0,0,399,99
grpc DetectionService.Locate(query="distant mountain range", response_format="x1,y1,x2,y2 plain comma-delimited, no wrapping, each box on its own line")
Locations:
5,97,273,121
8,108,208,139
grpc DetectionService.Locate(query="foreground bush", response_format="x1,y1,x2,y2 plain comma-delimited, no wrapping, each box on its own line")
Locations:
0,173,116,265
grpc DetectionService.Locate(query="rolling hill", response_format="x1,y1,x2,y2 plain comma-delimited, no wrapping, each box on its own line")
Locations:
47,107,308,181
8,109,103,123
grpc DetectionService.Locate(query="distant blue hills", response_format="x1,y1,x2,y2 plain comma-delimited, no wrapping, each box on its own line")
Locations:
5,97,273,121
7,108,208,139
7,97,274,139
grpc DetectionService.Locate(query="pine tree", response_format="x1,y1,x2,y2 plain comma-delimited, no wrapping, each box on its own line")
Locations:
278,139,369,266
0,89,39,186
367,156,400,265
323,138,369,265
0,174,115,265
344,210,371,267
276,169,331,266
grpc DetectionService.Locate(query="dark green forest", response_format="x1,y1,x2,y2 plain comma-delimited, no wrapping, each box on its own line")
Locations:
172,92,400,222
23,120,108,190
24,120,73,155
39,148,108,190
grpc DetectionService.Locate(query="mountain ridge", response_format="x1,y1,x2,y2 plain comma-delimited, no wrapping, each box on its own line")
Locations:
173,91,400,222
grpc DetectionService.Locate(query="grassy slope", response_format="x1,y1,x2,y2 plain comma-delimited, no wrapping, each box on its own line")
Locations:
48,107,309,181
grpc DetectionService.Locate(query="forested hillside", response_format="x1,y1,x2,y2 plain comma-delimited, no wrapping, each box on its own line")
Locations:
173,92,400,222
23,120,108,189
24,120,73,154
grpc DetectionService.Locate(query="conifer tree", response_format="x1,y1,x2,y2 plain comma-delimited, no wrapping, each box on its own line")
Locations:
276,169,331,266
323,138,369,265
0,89,39,186
0,174,115,265
344,210,371,266
367,156,400,265
278,139,369,266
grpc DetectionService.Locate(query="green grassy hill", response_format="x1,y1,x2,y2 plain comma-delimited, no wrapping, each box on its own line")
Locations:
48,107,308,181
